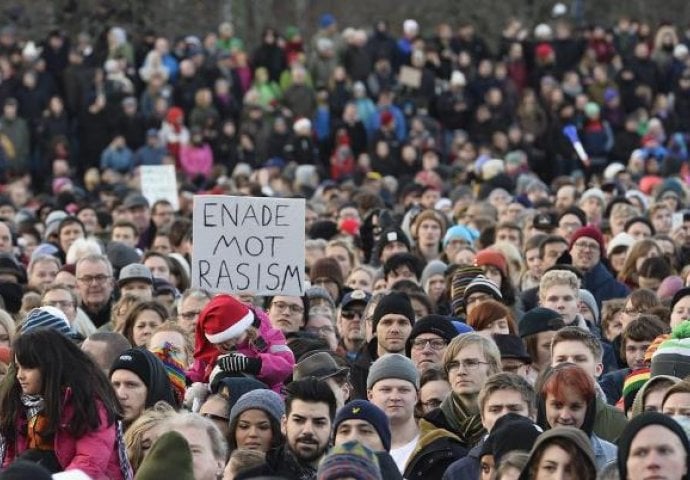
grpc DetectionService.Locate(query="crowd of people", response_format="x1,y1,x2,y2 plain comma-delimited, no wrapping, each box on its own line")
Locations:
0,2,689,480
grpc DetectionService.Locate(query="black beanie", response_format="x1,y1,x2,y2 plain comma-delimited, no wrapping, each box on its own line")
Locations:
481,413,543,463
110,348,177,408
519,307,565,338
405,314,458,356
617,412,690,480
372,291,415,332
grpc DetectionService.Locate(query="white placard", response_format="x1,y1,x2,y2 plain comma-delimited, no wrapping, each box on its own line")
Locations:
140,165,179,211
191,195,306,296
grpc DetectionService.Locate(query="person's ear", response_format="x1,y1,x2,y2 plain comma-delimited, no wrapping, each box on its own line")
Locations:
367,389,373,401
594,362,603,378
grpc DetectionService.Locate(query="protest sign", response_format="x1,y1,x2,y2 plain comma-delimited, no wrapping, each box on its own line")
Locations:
191,195,306,296
140,165,179,210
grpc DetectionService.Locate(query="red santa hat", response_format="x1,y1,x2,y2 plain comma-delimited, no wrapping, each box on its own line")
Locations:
198,294,254,344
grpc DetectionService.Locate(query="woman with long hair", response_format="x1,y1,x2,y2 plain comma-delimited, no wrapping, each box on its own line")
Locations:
0,329,129,478
618,239,663,289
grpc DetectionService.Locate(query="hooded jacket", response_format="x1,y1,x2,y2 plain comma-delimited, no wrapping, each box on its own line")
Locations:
628,374,681,417
519,427,597,480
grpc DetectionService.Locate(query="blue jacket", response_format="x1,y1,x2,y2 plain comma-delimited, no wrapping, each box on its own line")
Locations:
582,262,630,309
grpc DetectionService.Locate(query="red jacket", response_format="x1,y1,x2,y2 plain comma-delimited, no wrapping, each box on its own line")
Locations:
2,391,124,480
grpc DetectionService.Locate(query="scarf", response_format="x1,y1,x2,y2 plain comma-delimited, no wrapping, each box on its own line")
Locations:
439,392,485,446
20,394,45,420
282,447,317,480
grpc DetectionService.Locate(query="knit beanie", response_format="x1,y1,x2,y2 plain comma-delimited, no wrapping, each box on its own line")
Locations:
317,441,382,480
463,276,502,305
334,400,391,452
650,321,690,378
110,348,176,408
20,306,72,337
420,260,447,287
474,249,508,277
658,276,684,301
376,227,411,258
106,241,141,273
367,353,419,390
306,286,336,310
443,224,479,247
150,342,187,407
578,289,599,324
670,287,690,313
617,412,690,480
135,431,194,480
214,376,268,405
405,314,459,356
620,368,650,415
450,266,483,317
371,291,415,331
310,257,344,289
569,226,606,258
229,389,285,426
519,307,565,338
481,413,543,463
645,333,671,365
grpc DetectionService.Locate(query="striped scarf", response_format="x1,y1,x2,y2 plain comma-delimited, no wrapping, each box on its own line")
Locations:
117,420,134,480
439,392,485,447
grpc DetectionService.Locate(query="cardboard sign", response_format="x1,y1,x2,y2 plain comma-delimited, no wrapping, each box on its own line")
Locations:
399,65,422,88
140,165,179,211
191,195,306,296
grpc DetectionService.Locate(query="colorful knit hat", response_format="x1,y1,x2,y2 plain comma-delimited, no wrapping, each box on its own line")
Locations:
619,367,651,414
644,333,671,365
463,276,503,306
150,342,187,406
651,321,690,378
450,266,483,317
317,441,381,480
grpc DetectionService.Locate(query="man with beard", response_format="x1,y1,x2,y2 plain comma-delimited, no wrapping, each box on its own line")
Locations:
237,378,336,480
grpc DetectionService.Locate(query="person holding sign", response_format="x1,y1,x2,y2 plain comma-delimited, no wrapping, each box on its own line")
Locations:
188,294,294,394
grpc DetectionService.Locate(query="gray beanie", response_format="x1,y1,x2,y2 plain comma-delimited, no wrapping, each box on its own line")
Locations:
421,260,447,287
578,289,599,324
229,389,285,426
306,286,336,310
367,354,419,390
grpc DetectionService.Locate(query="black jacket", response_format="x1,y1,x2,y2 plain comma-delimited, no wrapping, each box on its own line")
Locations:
235,445,317,480
404,419,468,480
350,339,380,400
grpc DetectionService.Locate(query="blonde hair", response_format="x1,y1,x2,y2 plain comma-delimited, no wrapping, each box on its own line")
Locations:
539,270,580,301
124,401,176,471
442,333,502,376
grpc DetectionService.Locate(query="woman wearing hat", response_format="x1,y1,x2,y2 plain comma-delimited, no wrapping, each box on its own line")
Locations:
228,389,285,453
617,412,689,480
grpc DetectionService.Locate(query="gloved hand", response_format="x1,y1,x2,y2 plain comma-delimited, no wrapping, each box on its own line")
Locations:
218,354,262,375
183,382,209,412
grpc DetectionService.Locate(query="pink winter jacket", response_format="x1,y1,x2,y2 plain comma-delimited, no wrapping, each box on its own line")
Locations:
188,307,295,392
1,392,124,480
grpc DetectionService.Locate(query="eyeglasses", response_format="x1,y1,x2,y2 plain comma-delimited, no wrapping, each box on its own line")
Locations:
306,325,335,336
76,274,111,285
572,241,599,251
446,358,490,372
201,413,229,423
341,310,363,320
178,310,202,321
411,338,448,351
271,301,304,314
43,300,74,309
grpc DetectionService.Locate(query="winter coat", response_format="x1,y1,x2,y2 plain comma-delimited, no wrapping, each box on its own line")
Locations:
404,419,468,480
582,262,630,309
187,307,294,393
1,391,125,480
350,339,379,400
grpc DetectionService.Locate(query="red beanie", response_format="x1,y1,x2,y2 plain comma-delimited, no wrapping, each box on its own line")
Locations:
198,294,254,344
474,249,508,277
569,226,606,258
